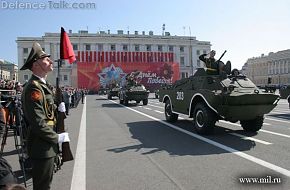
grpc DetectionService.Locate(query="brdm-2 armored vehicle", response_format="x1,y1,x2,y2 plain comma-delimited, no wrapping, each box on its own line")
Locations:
107,85,120,100
119,71,149,106
158,68,280,135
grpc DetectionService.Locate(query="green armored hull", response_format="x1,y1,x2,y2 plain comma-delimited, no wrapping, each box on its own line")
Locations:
107,87,120,99
158,68,279,135
119,85,149,106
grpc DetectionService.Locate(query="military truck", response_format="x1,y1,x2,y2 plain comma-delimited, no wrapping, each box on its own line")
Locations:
119,71,149,106
158,68,280,135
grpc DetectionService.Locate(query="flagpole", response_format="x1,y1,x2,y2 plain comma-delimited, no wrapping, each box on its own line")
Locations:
56,59,62,89
57,27,74,163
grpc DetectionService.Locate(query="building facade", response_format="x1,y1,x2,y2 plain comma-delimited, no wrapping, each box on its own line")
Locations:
0,59,18,81
17,30,211,88
242,49,290,87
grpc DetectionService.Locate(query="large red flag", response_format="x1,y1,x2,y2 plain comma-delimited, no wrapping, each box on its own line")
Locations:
60,27,76,64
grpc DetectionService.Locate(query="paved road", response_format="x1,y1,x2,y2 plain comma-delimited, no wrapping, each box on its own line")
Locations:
2,94,290,189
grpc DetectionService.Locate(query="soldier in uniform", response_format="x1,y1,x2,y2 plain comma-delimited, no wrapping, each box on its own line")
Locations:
199,50,231,75
20,42,69,190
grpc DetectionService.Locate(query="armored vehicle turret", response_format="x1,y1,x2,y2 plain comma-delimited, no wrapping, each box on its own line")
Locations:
119,71,149,106
158,68,280,135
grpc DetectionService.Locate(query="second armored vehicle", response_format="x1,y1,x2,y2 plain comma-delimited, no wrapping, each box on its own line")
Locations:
119,71,149,106
107,84,120,100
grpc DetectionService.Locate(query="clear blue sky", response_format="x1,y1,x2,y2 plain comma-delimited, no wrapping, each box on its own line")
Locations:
0,0,289,69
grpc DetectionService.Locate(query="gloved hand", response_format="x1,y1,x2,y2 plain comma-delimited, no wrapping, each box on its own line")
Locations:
58,132,70,143
58,102,66,113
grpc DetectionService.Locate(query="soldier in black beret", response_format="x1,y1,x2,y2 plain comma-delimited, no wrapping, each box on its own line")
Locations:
21,42,69,190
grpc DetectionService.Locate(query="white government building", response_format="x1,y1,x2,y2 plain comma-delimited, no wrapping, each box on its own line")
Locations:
17,29,211,87
242,49,290,87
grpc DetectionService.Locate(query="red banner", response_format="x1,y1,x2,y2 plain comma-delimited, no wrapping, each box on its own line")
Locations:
77,51,179,91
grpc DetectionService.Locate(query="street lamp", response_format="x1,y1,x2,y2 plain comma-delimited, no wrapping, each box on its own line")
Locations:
0,64,2,80
189,27,193,76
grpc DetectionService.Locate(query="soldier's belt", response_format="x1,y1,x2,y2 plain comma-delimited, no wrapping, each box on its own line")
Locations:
46,120,56,126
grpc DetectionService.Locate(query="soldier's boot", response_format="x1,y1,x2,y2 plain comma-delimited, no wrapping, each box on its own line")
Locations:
224,61,232,75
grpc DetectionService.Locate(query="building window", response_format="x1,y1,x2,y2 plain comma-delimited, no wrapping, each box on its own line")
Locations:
23,58,27,64
203,50,207,54
169,45,174,52
180,46,184,53
196,50,200,55
146,45,151,51
24,74,29,81
85,44,91,51
135,45,140,51
73,44,78,50
123,45,128,51
97,44,103,51
23,48,28,54
180,56,185,65
110,44,116,51
158,45,163,52
64,75,68,81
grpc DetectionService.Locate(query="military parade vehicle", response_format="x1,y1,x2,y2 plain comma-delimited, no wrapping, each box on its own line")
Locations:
98,87,107,95
158,68,280,135
119,71,149,106
279,85,290,99
107,83,120,100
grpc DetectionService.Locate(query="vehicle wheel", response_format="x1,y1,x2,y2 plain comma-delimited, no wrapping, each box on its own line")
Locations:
165,100,178,122
143,99,148,105
193,103,216,135
240,116,264,132
136,100,140,104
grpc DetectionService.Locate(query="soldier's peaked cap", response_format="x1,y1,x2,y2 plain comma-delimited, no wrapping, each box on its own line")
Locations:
20,42,50,70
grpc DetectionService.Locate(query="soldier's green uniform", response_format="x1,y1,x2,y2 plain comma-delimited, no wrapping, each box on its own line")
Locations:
199,54,219,75
20,43,58,190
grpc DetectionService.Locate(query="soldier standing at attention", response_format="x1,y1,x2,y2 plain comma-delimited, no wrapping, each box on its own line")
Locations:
81,89,85,104
20,42,69,190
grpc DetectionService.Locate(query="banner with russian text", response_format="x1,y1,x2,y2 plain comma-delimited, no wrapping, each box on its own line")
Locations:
77,60,179,91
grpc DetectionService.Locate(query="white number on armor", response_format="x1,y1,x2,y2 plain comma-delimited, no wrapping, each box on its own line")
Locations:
176,91,184,100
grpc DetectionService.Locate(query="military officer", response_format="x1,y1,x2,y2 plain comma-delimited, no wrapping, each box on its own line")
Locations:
20,42,69,190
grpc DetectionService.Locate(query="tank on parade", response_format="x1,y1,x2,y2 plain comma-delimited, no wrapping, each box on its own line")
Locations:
158,68,280,135
119,71,149,106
